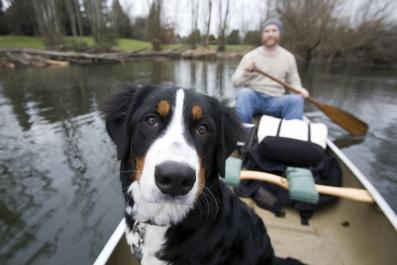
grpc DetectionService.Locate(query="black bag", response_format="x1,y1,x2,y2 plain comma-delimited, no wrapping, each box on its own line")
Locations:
236,123,342,225
236,150,342,225
259,120,324,167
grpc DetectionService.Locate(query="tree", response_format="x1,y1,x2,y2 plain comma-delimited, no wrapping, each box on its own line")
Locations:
243,30,261,46
4,0,36,35
131,17,149,41
227,29,241,44
239,1,248,39
112,0,133,38
0,1,9,34
217,0,232,51
275,0,396,64
189,0,200,49
186,29,201,47
203,0,213,48
161,20,175,44
83,0,117,51
63,0,84,37
148,0,163,51
276,0,338,62
32,0,64,47
330,0,395,63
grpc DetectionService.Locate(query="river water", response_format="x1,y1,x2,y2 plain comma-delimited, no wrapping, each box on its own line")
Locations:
0,59,396,265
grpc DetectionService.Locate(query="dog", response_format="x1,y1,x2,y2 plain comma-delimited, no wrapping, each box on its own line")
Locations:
103,85,303,265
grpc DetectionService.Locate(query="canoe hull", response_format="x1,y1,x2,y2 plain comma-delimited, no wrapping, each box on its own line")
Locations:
96,141,397,265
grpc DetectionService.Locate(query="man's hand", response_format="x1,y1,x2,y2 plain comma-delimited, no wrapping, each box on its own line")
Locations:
245,62,257,74
298,88,310,98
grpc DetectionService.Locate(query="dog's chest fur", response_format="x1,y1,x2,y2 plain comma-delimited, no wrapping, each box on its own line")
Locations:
125,220,169,265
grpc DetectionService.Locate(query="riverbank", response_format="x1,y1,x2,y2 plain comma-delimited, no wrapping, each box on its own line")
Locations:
0,47,248,68
0,36,252,68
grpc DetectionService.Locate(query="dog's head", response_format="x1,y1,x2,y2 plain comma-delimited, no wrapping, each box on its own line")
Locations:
103,85,242,224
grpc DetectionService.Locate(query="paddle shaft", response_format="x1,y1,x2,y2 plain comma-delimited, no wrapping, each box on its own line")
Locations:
254,68,319,105
253,68,369,136
240,170,374,203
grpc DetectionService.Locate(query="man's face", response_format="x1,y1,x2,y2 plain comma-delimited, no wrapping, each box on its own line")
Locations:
261,24,280,48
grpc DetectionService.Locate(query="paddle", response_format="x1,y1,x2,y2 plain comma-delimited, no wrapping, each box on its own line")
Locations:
253,68,369,136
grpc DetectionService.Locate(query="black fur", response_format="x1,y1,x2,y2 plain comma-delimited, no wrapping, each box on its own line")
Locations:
102,85,303,265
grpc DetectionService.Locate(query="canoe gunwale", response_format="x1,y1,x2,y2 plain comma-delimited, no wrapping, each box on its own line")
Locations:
326,139,397,230
93,219,126,265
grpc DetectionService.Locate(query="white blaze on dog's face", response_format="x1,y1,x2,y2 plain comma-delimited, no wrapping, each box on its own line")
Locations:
136,89,200,204
128,89,204,225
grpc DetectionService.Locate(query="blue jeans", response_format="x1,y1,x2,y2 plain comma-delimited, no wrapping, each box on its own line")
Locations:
236,88,304,123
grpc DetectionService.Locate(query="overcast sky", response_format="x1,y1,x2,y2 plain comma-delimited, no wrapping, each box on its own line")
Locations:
119,0,269,37
2,0,395,37
119,0,396,37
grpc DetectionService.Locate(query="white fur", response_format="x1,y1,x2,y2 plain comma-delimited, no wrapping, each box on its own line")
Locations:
124,89,204,263
125,220,169,265
128,89,200,225
129,182,192,225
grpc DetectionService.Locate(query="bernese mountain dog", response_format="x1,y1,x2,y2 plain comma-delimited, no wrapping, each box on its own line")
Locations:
103,85,303,265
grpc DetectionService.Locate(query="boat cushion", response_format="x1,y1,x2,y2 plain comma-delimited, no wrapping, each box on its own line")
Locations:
286,167,319,204
258,136,324,167
256,115,327,167
257,115,328,149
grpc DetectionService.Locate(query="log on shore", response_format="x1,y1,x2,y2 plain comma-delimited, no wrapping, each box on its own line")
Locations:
0,48,244,68
0,48,182,68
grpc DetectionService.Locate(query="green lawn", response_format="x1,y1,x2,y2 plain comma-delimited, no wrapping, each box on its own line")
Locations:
0,36,44,49
116,38,151,52
0,36,155,52
223,44,254,52
0,35,253,53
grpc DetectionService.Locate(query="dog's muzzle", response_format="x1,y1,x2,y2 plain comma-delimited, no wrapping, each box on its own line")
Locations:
155,161,196,197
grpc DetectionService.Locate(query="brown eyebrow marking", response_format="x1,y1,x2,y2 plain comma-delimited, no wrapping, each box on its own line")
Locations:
156,100,170,117
192,105,203,120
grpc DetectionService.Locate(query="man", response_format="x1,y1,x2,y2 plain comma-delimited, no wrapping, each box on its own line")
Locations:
231,18,309,122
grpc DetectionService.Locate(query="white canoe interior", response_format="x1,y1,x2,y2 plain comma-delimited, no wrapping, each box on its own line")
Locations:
94,140,397,265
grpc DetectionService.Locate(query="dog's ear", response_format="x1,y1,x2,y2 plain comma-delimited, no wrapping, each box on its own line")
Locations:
215,104,244,178
102,85,154,160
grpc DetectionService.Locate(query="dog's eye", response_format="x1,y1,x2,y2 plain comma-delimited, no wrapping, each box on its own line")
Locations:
197,124,209,135
145,115,158,127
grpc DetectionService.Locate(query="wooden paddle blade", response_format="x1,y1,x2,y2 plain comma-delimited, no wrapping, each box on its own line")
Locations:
307,98,368,136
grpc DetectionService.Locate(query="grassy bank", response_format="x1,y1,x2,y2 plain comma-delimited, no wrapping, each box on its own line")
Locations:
0,36,252,53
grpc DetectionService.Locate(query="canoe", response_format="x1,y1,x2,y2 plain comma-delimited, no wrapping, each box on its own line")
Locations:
93,137,397,265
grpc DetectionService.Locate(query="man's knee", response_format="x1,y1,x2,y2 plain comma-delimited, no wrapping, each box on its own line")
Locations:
281,95,304,120
286,95,304,105
237,88,256,101
236,88,257,123
282,95,304,110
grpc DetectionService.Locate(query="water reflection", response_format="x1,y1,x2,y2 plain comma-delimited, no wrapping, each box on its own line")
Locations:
0,60,396,265
367,118,397,207
0,97,58,264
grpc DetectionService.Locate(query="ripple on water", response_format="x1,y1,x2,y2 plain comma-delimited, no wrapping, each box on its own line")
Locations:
0,61,397,265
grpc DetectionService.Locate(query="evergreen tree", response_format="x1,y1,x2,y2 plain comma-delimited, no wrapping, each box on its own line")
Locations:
112,0,132,38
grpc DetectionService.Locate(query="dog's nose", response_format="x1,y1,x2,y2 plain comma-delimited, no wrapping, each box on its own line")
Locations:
155,162,196,197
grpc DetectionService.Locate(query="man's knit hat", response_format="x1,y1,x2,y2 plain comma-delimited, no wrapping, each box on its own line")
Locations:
262,18,283,33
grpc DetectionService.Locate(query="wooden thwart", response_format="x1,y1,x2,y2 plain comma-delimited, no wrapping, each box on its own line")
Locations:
240,170,375,203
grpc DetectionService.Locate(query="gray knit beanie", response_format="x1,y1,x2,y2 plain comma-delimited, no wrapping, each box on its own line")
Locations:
262,18,283,33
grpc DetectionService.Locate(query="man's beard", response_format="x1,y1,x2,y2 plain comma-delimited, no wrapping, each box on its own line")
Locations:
263,37,279,48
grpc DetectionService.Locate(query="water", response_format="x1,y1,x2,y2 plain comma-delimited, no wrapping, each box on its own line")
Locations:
0,60,396,265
